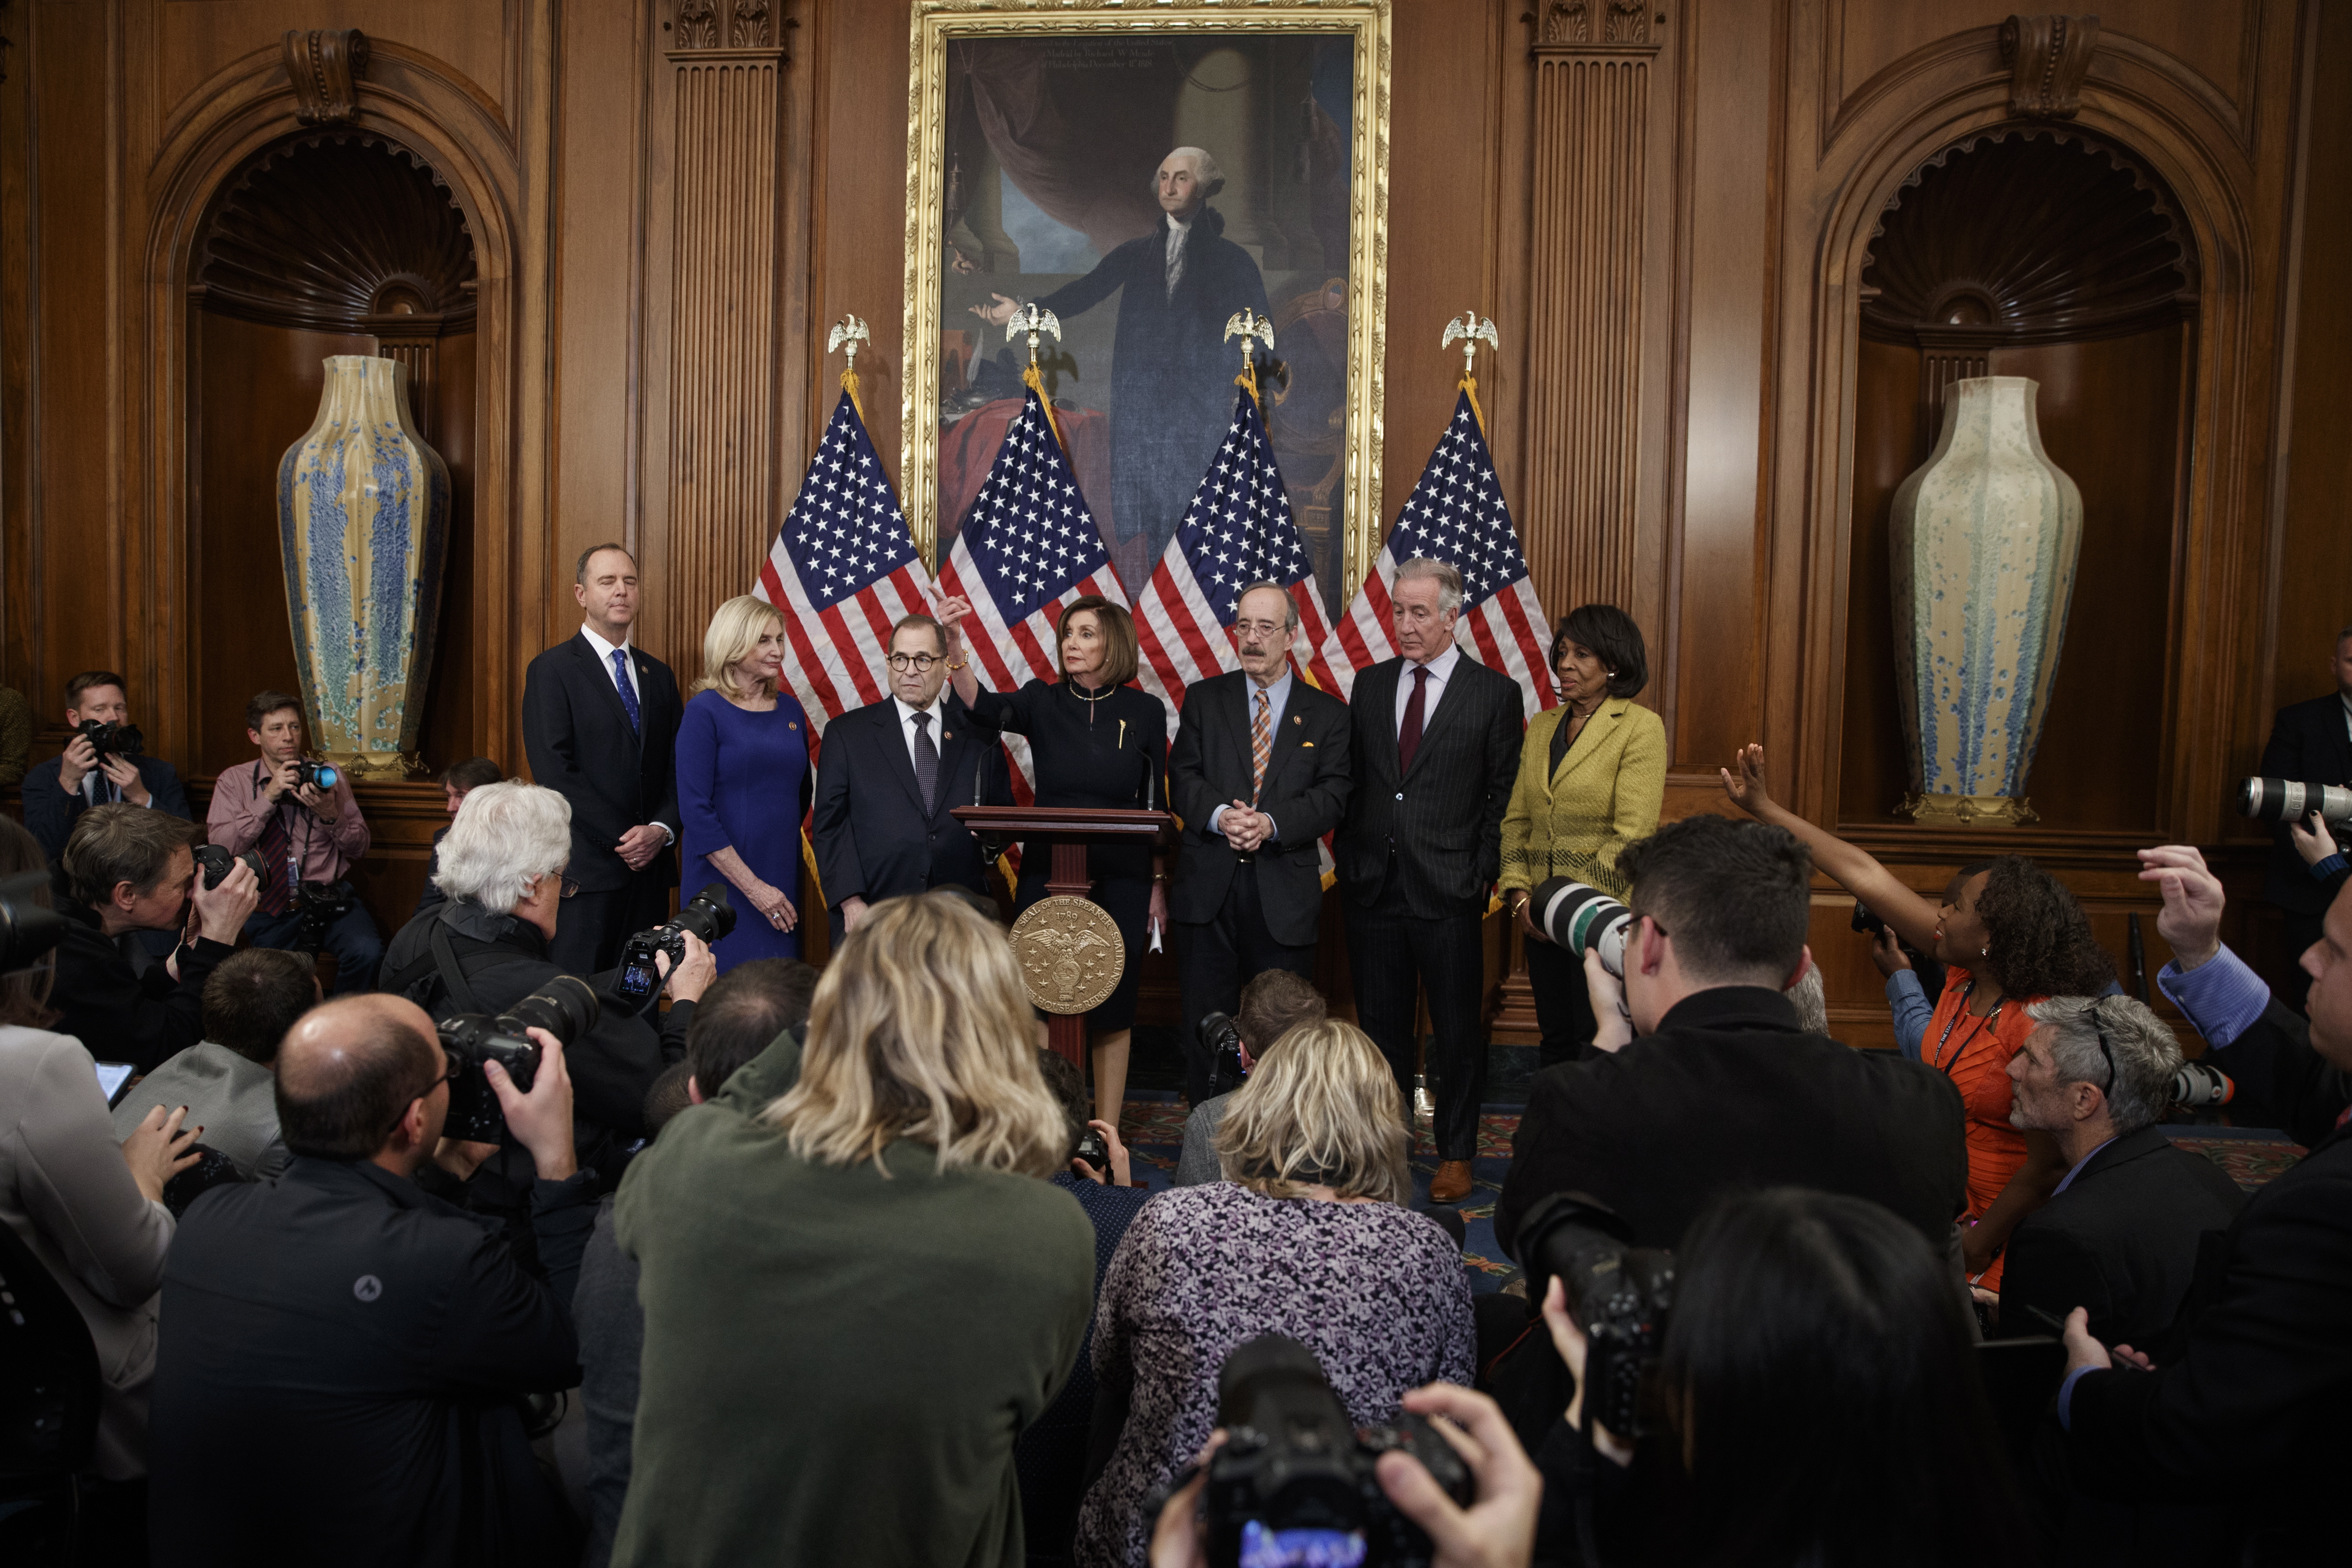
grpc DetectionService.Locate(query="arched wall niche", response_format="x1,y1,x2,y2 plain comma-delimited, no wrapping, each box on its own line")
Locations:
137,40,528,796
1779,30,2272,852
1839,125,2201,836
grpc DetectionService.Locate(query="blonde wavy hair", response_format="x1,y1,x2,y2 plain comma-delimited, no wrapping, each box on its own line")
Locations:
763,892,1068,1176
696,594,786,701
1214,1019,1411,1203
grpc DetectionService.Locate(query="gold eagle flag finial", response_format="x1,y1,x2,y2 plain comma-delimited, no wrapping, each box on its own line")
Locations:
1440,309,1501,434
1005,302,1068,450
1224,307,1276,405
827,313,871,419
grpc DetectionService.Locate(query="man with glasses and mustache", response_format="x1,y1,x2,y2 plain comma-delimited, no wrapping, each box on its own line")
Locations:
811,613,1007,941
1999,993,2244,1348
1167,582,1352,1107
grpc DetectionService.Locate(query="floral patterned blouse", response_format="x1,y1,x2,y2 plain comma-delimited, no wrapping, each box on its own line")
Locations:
1074,1182,1476,1568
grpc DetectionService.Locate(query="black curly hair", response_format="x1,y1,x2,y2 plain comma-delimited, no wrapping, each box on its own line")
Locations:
1972,856,2114,1000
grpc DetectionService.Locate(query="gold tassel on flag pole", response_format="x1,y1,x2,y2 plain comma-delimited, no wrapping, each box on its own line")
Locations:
1442,309,1501,435
1225,307,1275,409
1005,302,1069,453
826,314,871,424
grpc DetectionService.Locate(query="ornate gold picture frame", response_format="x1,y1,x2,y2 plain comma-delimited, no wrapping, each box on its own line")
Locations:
902,0,1391,614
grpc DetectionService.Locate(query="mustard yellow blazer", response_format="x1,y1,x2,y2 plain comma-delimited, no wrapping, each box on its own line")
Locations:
1497,696,1668,901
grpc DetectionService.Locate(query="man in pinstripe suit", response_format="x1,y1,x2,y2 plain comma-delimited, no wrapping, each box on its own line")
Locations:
1335,559,1523,1204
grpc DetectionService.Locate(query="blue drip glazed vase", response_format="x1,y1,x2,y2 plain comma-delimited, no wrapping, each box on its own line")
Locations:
275,355,451,780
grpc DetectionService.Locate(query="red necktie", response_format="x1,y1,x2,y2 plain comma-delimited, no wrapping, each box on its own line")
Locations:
255,801,294,915
1398,664,1430,775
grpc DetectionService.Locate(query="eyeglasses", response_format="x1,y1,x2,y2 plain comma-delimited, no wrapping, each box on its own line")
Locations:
558,875,581,900
2086,1000,2118,1095
382,1052,462,1138
1233,619,1289,641
887,652,941,672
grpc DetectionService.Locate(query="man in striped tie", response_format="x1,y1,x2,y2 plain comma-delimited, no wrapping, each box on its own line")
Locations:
1167,582,1353,1107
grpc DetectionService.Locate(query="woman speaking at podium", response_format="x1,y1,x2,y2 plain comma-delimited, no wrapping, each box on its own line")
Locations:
940,594,1171,1129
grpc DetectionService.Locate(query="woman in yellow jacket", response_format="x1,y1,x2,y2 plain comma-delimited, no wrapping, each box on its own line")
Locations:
1500,604,1667,1067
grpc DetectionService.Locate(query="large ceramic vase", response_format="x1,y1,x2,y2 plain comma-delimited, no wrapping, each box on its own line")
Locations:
276,355,451,781
1888,375,2081,826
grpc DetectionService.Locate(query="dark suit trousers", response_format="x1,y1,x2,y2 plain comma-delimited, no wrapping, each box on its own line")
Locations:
1174,870,1317,1106
1524,936,1600,1071
550,879,671,976
1345,862,1487,1161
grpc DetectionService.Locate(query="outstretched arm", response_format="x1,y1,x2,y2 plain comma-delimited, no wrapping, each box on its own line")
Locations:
1719,744,1941,953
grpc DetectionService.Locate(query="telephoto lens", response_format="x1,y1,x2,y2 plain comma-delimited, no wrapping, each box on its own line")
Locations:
192,843,268,890
2172,1060,2235,1108
616,883,739,1006
1528,878,1633,979
2237,777,2352,826
0,870,68,975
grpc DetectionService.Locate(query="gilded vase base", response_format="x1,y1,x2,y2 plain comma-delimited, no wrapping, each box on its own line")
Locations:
326,751,425,783
1009,896,1125,1014
1895,792,2039,827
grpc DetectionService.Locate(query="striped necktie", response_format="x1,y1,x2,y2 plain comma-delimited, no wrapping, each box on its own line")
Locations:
1250,689,1272,806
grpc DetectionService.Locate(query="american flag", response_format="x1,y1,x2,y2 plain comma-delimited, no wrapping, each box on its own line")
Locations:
756,390,935,738
935,387,1127,796
1132,386,1340,737
1319,390,1557,717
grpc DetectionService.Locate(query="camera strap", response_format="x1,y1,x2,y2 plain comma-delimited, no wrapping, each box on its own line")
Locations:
429,922,490,1016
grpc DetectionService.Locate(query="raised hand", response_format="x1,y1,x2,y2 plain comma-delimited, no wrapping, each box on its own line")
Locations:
2135,844,2224,970
1718,742,1774,816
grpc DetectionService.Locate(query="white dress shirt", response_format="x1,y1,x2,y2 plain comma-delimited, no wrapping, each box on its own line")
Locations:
1163,214,1192,297
1209,667,1293,841
893,695,947,774
578,622,673,845
1393,643,1463,736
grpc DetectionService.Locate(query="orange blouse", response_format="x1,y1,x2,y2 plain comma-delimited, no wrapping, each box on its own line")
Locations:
1921,964,2043,1289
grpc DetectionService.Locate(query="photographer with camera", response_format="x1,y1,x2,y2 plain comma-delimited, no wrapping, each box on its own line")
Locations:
205,690,380,993
22,670,193,863
2249,625,2352,1011
52,803,260,1073
414,755,505,918
379,781,710,1237
1531,1186,2034,1567
1173,968,1327,1187
1079,1018,1473,1568
111,948,320,1181
149,992,593,1564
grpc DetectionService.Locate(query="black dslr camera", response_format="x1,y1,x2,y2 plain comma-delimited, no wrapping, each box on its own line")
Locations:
1072,1123,1112,1176
294,879,357,952
1198,1334,1471,1568
291,759,341,791
436,976,599,1143
615,883,737,1007
1513,1191,1675,1441
1199,1011,1248,1095
74,718,145,768
192,843,267,890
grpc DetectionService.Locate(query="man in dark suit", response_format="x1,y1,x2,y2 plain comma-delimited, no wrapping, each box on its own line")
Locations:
522,544,683,974
22,669,192,863
150,992,593,1565
2253,625,2352,1009
1999,993,2245,1348
1169,582,1352,1105
2061,851,2352,1561
1335,558,1524,1203
1494,812,1967,1260
811,613,1004,942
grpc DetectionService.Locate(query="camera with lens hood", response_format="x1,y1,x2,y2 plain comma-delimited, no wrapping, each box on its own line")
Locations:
193,843,267,890
436,976,599,1143
1199,1333,1471,1568
1199,1010,1248,1095
615,883,738,1009
1512,1190,1674,1441
2238,777,2352,846
291,759,340,792
74,718,145,769
1527,878,1634,979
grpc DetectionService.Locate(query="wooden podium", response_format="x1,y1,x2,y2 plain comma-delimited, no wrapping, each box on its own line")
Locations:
951,804,1178,1068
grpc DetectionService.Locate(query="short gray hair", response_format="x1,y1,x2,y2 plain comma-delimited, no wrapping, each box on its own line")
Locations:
1784,964,1828,1035
1154,146,1226,198
2025,994,2180,1137
434,781,574,913
1395,557,1464,615
1235,580,1299,634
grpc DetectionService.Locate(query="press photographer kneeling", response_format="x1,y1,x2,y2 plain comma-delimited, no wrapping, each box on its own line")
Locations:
378,780,716,1237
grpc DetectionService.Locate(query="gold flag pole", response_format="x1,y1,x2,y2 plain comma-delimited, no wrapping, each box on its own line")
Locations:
826,314,871,424
1441,309,1501,436
1005,302,1068,452
1223,307,1275,408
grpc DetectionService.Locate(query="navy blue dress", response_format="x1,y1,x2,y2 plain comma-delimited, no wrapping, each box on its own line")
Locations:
676,688,811,969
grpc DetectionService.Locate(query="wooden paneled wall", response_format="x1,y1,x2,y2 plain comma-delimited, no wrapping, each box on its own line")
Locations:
0,0,2343,1034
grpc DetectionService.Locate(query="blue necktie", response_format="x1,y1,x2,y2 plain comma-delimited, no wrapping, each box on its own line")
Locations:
610,648,641,734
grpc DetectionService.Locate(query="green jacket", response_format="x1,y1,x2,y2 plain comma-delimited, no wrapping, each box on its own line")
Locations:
612,1039,1095,1568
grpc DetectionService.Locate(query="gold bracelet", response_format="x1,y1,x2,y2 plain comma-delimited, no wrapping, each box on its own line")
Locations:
946,658,967,672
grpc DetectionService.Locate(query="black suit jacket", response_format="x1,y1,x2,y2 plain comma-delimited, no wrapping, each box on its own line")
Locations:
522,635,682,894
1494,987,1969,1258
21,752,192,862
1168,671,1353,947
2256,693,2352,912
151,1157,596,1567
2067,1110,2352,1555
1334,655,1523,919
50,894,232,1073
1999,1124,2245,1348
810,695,1003,918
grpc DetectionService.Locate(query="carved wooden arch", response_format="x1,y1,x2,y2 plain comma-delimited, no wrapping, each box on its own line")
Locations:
1780,26,2274,845
133,41,528,770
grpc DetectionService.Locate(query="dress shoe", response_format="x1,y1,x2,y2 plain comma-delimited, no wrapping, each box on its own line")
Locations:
1429,1159,1474,1204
